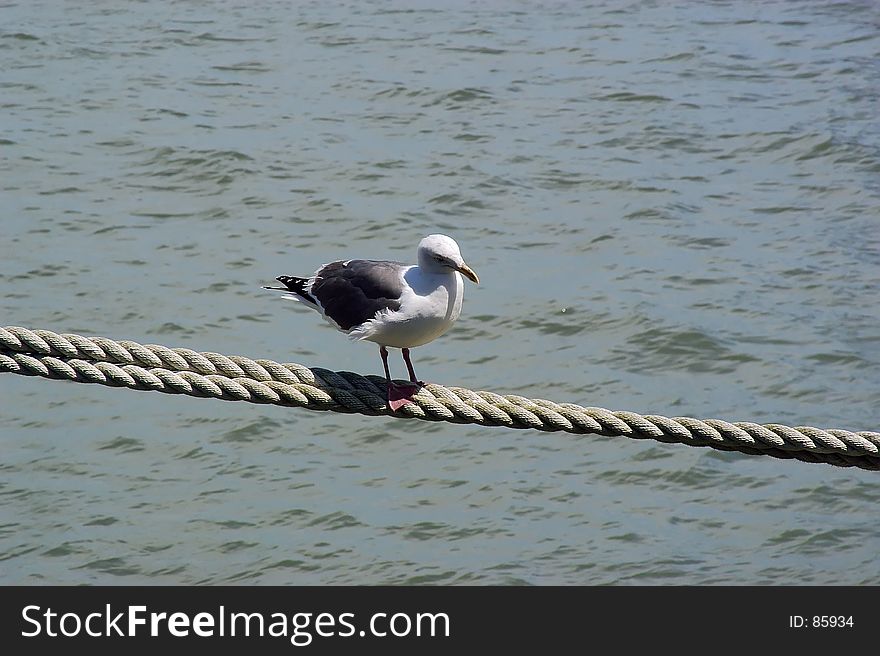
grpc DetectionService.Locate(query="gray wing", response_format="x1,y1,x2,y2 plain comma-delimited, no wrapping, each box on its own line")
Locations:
311,259,406,330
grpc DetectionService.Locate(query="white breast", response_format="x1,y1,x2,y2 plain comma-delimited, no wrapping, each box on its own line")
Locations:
352,269,464,349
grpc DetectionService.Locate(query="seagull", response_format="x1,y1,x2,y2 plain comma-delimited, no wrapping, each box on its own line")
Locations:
264,234,479,410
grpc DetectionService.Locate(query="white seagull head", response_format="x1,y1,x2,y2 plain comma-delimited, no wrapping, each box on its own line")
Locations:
417,234,479,284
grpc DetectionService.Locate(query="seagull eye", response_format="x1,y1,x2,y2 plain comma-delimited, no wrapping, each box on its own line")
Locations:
434,255,444,262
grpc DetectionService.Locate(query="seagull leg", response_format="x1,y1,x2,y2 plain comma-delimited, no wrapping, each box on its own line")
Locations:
381,345,418,411
401,348,425,386
380,345,393,383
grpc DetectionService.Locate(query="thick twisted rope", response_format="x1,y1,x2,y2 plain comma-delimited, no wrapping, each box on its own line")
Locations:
1,326,878,470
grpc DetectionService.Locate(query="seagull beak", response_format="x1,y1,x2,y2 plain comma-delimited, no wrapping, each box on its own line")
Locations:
456,263,479,284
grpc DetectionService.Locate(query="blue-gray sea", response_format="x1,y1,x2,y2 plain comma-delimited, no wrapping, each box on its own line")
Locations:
2,0,879,585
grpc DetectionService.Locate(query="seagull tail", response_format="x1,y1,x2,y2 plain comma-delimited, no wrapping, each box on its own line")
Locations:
263,275,319,307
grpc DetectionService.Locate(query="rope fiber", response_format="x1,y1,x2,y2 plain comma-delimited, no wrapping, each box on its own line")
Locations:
1,326,878,470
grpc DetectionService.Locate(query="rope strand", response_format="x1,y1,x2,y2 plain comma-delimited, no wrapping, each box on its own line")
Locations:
2,326,878,470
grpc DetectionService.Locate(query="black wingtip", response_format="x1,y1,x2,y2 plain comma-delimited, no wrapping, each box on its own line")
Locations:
271,275,302,291
267,275,318,305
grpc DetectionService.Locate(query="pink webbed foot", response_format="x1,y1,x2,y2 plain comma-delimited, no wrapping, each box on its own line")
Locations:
387,381,423,411
381,345,426,410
